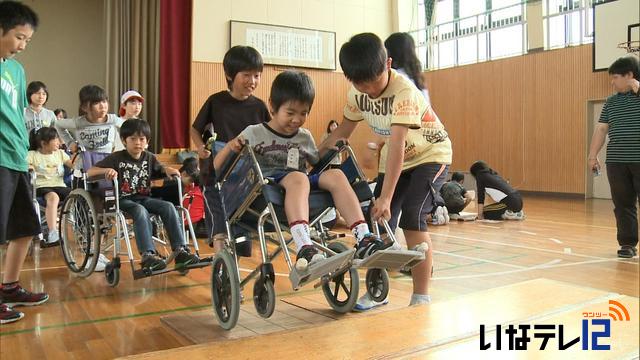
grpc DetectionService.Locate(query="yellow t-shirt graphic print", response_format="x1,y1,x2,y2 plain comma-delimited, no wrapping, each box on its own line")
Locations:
343,69,452,172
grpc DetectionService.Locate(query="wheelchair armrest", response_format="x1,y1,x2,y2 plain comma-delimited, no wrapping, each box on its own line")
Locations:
309,140,345,175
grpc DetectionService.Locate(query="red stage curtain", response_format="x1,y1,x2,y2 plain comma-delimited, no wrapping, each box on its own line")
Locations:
159,0,192,148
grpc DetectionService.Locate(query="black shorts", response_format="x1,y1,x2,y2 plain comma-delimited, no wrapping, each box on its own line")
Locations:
36,186,71,203
375,163,449,232
0,167,41,243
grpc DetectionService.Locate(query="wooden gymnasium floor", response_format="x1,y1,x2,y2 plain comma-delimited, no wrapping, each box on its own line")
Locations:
0,196,638,359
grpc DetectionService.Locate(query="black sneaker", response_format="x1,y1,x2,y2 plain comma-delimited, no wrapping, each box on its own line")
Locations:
0,304,24,324
617,246,638,258
174,248,199,268
295,245,324,271
354,234,384,260
141,252,166,271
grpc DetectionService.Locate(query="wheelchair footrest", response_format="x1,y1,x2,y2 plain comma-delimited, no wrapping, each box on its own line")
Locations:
289,249,354,290
352,249,425,270
181,260,212,270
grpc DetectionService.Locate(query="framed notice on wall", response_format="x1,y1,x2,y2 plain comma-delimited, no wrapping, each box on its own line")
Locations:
230,20,336,70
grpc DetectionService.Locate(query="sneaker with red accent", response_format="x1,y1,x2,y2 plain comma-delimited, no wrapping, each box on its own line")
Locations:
0,304,25,324
0,285,49,307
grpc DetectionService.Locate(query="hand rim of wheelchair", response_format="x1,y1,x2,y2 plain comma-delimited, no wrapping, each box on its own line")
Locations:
211,249,241,330
321,242,360,313
253,276,276,318
365,268,390,303
60,189,100,277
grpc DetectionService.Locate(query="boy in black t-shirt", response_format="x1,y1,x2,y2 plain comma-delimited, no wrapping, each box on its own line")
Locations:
89,119,199,271
189,46,270,253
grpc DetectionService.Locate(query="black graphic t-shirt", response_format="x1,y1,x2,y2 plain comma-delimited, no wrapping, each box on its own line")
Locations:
95,150,164,198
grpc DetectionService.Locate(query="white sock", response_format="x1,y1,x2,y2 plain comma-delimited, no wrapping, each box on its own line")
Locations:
290,222,312,251
409,294,431,306
350,221,370,243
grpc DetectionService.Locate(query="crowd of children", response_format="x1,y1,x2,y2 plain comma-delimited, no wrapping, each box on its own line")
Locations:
2,0,636,329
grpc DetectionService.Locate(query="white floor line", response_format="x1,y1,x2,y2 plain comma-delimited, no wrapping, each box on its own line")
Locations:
401,258,636,281
549,237,563,244
238,267,290,278
433,250,525,269
478,225,501,229
430,232,635,262
518,230,537,235
525,218,616,230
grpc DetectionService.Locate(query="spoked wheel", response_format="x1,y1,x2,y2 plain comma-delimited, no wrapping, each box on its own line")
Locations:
365,268,389,302
253,277,276,318
59,189,100,277
211,249,241,330
322,242,359,313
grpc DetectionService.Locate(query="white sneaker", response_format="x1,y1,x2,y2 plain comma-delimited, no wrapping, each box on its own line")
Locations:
432,206,449,225
93,253,109,272
503,210,525,221
42,230,60,247
353,293,389,312
409,294,432,306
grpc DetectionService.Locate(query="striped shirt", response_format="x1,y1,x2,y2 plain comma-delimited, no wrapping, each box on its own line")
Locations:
599,91,640,163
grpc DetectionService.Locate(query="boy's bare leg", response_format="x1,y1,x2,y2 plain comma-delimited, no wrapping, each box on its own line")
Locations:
318,170,363,225
2,237,32,283
404,230,432,295
279,172,310,221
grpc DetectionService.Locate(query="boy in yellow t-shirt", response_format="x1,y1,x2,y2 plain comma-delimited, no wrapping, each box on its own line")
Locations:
320,33,452,310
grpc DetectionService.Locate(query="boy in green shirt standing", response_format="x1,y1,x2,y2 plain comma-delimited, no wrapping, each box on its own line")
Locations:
0,1,49,325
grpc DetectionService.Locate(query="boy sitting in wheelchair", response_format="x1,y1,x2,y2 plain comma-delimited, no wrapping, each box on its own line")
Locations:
214,70,384,272
87,119,200,271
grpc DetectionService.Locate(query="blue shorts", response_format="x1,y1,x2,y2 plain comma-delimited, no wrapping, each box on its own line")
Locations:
269,171,321,190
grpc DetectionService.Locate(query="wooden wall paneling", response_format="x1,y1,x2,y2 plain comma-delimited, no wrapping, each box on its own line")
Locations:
424,45,611,194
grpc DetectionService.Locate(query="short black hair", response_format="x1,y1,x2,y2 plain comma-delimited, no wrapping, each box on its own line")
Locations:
120,118,151,141
0,1,39,33
470,160,493,177
608,55,640,80
269,70,315,112
339,33,387,83
29,126,59,150
78,85,108,116
54,108,67,118
451,172,465,182
180,157,200,186
26,81,48,105
223,46,264,90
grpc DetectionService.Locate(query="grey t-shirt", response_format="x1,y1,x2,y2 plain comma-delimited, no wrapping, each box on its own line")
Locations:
240,123,319,177
24,107,57,133
55,114,124,170
55,114,123,153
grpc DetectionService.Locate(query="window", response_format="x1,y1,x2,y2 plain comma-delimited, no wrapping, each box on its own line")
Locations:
418,0,526,69
543,0,601,49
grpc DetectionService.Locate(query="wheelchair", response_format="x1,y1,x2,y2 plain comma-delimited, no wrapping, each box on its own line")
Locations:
210,141,425,330
58,149,211,287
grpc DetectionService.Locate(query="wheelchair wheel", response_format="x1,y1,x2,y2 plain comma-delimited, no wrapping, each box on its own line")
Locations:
105,268,120,287
365,268,389,303
211,249,241,330
253,277,275,318
322,242,359,313
60,189,100,277
105,257,121,287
